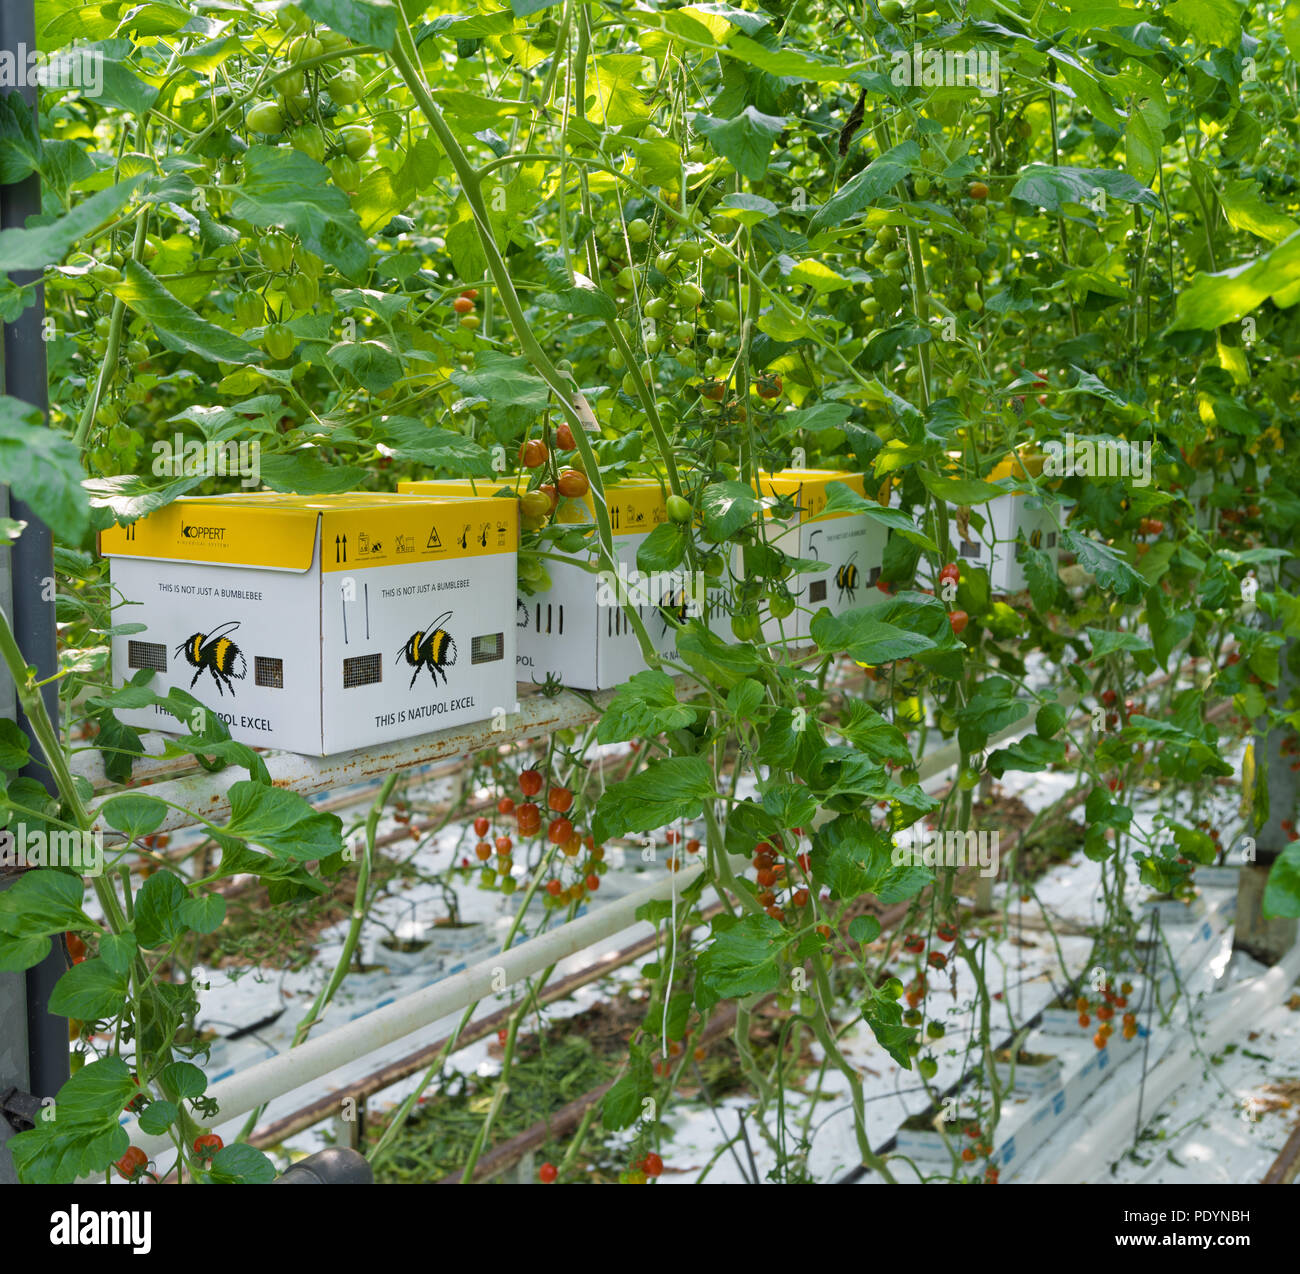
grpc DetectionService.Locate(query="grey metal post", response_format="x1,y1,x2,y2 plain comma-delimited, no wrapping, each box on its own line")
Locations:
0,0,69,1173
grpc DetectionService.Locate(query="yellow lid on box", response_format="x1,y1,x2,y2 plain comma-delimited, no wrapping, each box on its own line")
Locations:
100,492,518,573
757,469,875,521
987,451,1046,482
399,476,670,537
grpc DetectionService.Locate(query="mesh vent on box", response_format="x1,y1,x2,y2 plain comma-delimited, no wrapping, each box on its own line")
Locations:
127,640,167,672
960,540,982,559
343,653,382,687
809,580,827,603
471,633,504,664
255,657,284,688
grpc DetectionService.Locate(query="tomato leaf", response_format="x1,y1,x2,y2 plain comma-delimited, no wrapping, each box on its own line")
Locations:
49,959,129,1020
596,670,695,744
231,146,369,281
0,870,92,938
0,396,90,544
693,106,786,181
301,0,398,48
109,262,260,365
99,793,167,841
808,141,919,233
219,781,345,862
694,914,785,1014
591,756,716,842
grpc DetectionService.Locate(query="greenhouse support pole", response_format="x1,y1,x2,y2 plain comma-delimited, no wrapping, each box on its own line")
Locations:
1237,549,1299,962
0,0,70,1162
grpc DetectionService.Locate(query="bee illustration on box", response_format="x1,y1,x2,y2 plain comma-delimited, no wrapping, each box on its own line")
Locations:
516,597,530,629
175,621,246,697
399,611,458,688
835,553,859,604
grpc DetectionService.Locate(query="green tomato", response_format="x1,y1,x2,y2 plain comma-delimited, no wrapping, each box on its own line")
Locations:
262,323,296,361
233,291,265,328
666,494,693,523
276,2,310,33
608,346,625,370
480,866,497,887
654,249,677,273
859,296,880,316
500,875,517,895
731,608,761,641
245,100,285,135
340,124,373,159
626,217,651,243
957,766,981,791
615,266,637,291
913,175,932,198
291,123,326,163
280,91,310,120
644,296,669,320
918,1056,939,1080
644,334,663,356
676,282,704,309
672,320,696,346
88,260,122,285
260,231,295,272
676,241,703,263
621,371,639,396
329,155,361,192
285,273,318,311
964,290,983,312
329,68,364,105
713,440,734,463
708,245,731,269
768,588,796,620
278,69,306,100
291,34,324,63
713,298,739,324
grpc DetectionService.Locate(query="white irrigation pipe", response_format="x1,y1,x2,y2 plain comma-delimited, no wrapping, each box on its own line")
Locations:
1033,941,1300,1184
123,862,704,1158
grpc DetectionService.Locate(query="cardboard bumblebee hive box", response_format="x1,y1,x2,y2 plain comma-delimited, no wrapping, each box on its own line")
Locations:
752,468,891,643
945,451,1060,594
399,476,715,690
100,492,518,755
